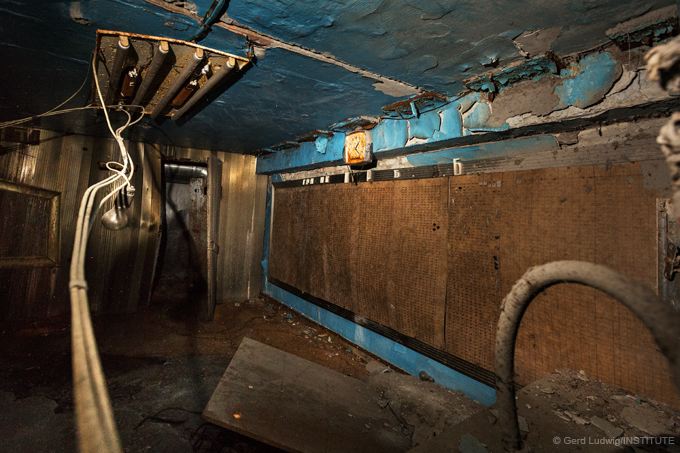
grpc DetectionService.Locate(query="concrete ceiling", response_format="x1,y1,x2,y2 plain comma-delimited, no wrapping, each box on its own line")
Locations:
0,0,675,153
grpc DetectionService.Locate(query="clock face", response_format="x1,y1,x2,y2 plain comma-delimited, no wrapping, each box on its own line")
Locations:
345,131,369,164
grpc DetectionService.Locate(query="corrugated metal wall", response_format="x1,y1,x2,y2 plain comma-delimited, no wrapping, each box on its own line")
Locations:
0,130,93,319
0,129,267,321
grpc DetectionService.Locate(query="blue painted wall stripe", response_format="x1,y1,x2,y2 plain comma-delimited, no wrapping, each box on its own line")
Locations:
263,280,496,406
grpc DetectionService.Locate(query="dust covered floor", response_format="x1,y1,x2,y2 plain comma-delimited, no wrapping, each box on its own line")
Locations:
0,297,679,452
414,369,680,452
0,297,382,452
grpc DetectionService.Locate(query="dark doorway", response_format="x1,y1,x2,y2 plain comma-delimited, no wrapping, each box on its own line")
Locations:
152,161,209,319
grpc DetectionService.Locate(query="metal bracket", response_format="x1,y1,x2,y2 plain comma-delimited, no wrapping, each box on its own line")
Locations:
664,241,680,280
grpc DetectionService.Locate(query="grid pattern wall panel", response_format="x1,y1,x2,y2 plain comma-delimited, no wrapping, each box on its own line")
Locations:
446,163,678,406
270,179,448,348
445,174,503,370
269,187,309,297
270,162,679,406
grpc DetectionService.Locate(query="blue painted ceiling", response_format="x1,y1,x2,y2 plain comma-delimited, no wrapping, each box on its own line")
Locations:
0,0,675,153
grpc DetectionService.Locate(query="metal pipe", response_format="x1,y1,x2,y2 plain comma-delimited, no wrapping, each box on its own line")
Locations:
150,48,204,120
131,41,170,107
495,261,680,451
164,163,207,183
190,0,229,43
105,36,131,105
171,57,236,122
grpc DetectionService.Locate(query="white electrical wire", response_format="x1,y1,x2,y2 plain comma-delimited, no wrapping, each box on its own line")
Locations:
0,104,145,130
68,52,144,453
0,65,92,129
96,111,144,214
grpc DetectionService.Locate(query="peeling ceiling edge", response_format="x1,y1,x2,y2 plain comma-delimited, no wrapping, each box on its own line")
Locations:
143,0,423,97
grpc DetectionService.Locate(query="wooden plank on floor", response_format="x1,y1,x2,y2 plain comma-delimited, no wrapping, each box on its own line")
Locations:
203,337,411,453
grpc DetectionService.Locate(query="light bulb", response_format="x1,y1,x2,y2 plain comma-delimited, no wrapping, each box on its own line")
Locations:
102,206,130,230
102,185,135,230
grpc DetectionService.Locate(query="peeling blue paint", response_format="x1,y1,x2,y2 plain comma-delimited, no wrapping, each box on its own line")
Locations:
258,94,555,173
374,101,472,151
466,56,558,93
254,43,634,174
373,119,409,152
463,101,511,133
462,101,492,130
456,92,480,113
431,104,463,141
554,51,622,109
408,109,440,140
260,87,531,173
229,0,669,95
314,135,329,154
256,132,346,174
3,0,672,154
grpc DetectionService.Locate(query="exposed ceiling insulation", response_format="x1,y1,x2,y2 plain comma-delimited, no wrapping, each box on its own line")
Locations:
0,0,676,153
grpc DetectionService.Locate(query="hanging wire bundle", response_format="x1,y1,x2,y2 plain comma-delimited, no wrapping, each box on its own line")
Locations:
67,54,144,453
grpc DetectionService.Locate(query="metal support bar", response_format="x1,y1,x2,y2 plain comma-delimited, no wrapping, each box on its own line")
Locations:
105,36,131,105
171,58,236,122
150,48,204,120
163,163,208,183
131,41,170,107
495,261,680,451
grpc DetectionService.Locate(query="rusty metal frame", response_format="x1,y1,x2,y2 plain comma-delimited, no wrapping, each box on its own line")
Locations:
96,29,250,69
0,179,60,268
495,261,680,451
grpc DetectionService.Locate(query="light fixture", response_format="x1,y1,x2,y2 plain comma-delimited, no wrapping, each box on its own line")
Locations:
102,185,135,230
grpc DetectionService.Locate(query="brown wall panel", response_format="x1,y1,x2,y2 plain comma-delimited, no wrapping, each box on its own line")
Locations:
0,130,93,320
270,179,448,348
352,180,448,347
446,163,679,407
270,187,311,300
0,132,163,318
446,174,503,370
271,161,679,407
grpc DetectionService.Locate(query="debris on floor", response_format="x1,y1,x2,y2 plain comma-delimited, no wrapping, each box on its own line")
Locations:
1,296,678,453
366,363,484,449
0,297,375,452
411,369,680,452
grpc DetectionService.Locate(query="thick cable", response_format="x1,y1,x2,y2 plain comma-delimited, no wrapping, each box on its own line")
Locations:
495,261,680,451
68,52,143,453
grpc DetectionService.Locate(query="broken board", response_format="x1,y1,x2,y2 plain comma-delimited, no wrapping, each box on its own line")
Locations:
203,337,411,452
